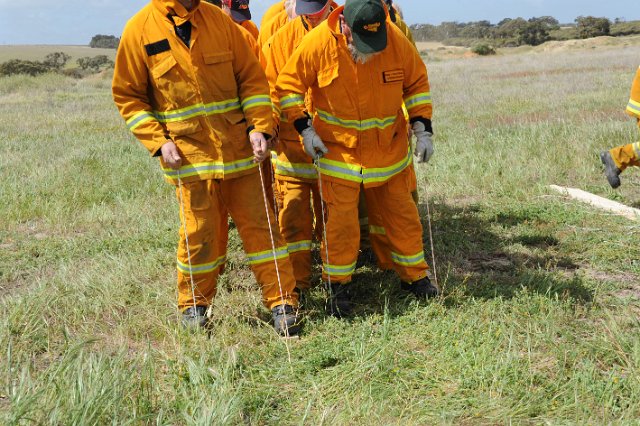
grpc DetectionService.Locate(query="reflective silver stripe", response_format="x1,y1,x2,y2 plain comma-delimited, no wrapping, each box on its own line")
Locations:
241,95,272,111
223,156,256,174
324,261,357,276
280,94,305,110
127,111,156,130
627,99,640,115
317,158,363,183
274,159,317,178
155,99,241,123
177,255,226,275
163,162,224,180
391,251,425,267
287,240,312,253
247,246,289,265
316,108,396,131
404,92,432,110
633,142,640,156
362,150,412,184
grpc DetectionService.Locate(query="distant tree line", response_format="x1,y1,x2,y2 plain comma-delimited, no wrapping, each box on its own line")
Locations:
89,34,120,49
410,15,639,47
0,52,113,78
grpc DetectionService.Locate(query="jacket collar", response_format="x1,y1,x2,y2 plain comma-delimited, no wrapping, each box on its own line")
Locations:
152,0,200,25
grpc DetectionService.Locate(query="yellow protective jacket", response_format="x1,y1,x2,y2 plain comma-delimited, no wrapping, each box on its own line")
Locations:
112,0,273,185
260,0,285,29
626,66,640,127
265,8,337,182
238,23,260,57
258,9,289,50
240,19,260,40
275,6,432,188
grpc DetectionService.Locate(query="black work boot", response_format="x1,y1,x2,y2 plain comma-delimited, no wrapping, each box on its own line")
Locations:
272,304,302,337
600,151,622,189
401,276,440,299
327,283,352,318
181,306,209,328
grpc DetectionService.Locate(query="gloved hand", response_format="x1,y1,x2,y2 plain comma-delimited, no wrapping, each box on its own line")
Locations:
412,121,434,164
301,126,328,159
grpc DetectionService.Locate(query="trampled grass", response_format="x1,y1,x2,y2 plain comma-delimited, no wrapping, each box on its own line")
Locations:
1,42,640,424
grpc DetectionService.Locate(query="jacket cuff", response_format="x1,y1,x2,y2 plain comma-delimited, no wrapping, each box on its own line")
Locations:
410,117,433,134
294,115,311,134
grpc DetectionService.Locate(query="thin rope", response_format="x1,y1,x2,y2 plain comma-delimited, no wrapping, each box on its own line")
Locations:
422,173,438,290
258,161,293,359
314,158,333,297
177,171,199,314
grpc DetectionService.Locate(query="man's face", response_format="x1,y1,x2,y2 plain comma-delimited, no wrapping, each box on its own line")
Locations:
178,0,196,11
304,2,331,27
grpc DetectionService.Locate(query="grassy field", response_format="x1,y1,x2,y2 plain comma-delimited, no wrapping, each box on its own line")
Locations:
0,45,116,65
1,41,640,424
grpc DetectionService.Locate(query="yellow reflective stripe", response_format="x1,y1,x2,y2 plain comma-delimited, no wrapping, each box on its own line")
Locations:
633,142,640,157
369,225,386,235
404,92,432,110
177,255,226,275
163,161,224,180
316,157,363,183
162,156,257,181
241,95,272,111
627,98,640,116
391,250,425,267
316,108,396,131
152,98,242,124
127,111,156,130
287,240,312,253
280,94,305,110
324,261,357,276
223,155,258,174
247,246,289,265
274,158,317,179
362,150,412,184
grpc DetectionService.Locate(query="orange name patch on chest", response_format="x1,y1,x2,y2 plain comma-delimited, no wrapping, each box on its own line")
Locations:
382,69,404,83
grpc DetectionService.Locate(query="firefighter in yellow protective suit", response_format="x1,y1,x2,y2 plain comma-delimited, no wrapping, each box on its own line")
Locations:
221,0,260,40
112,0,300,335
601,66,640,188
261,0,286,28
276,0,439,316
265,0,337,294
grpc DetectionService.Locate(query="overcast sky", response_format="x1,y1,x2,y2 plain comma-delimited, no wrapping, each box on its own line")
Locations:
0,0,634,45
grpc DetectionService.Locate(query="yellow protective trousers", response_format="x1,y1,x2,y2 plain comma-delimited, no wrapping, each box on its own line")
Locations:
274,178,323,290
175,170,298,311
319,167,429,284
609,142,640,171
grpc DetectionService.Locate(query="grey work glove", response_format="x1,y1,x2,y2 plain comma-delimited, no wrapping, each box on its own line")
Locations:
412,121,434,164
301,126,329,159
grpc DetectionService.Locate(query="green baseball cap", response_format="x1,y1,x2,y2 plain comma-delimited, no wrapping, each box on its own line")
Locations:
344,0,387,54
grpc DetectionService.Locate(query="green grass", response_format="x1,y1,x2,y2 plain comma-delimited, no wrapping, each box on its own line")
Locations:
1,45,640,424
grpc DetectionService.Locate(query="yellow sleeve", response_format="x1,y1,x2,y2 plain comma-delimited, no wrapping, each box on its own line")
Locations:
111,20,167,156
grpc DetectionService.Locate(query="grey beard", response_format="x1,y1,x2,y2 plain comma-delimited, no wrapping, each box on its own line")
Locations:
348,43,376,64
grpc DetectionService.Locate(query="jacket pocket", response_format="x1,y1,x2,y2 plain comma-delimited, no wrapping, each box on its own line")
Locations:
150,54,185,103
166,118,202,137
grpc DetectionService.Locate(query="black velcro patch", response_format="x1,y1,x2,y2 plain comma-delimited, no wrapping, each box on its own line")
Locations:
382,69,404,83
145,39,170,56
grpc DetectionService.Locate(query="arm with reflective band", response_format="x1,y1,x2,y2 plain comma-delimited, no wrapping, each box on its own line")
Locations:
398,25,432,122
626,66,640,122
230,22,274,135
275,34,319,125
112,21,167,156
